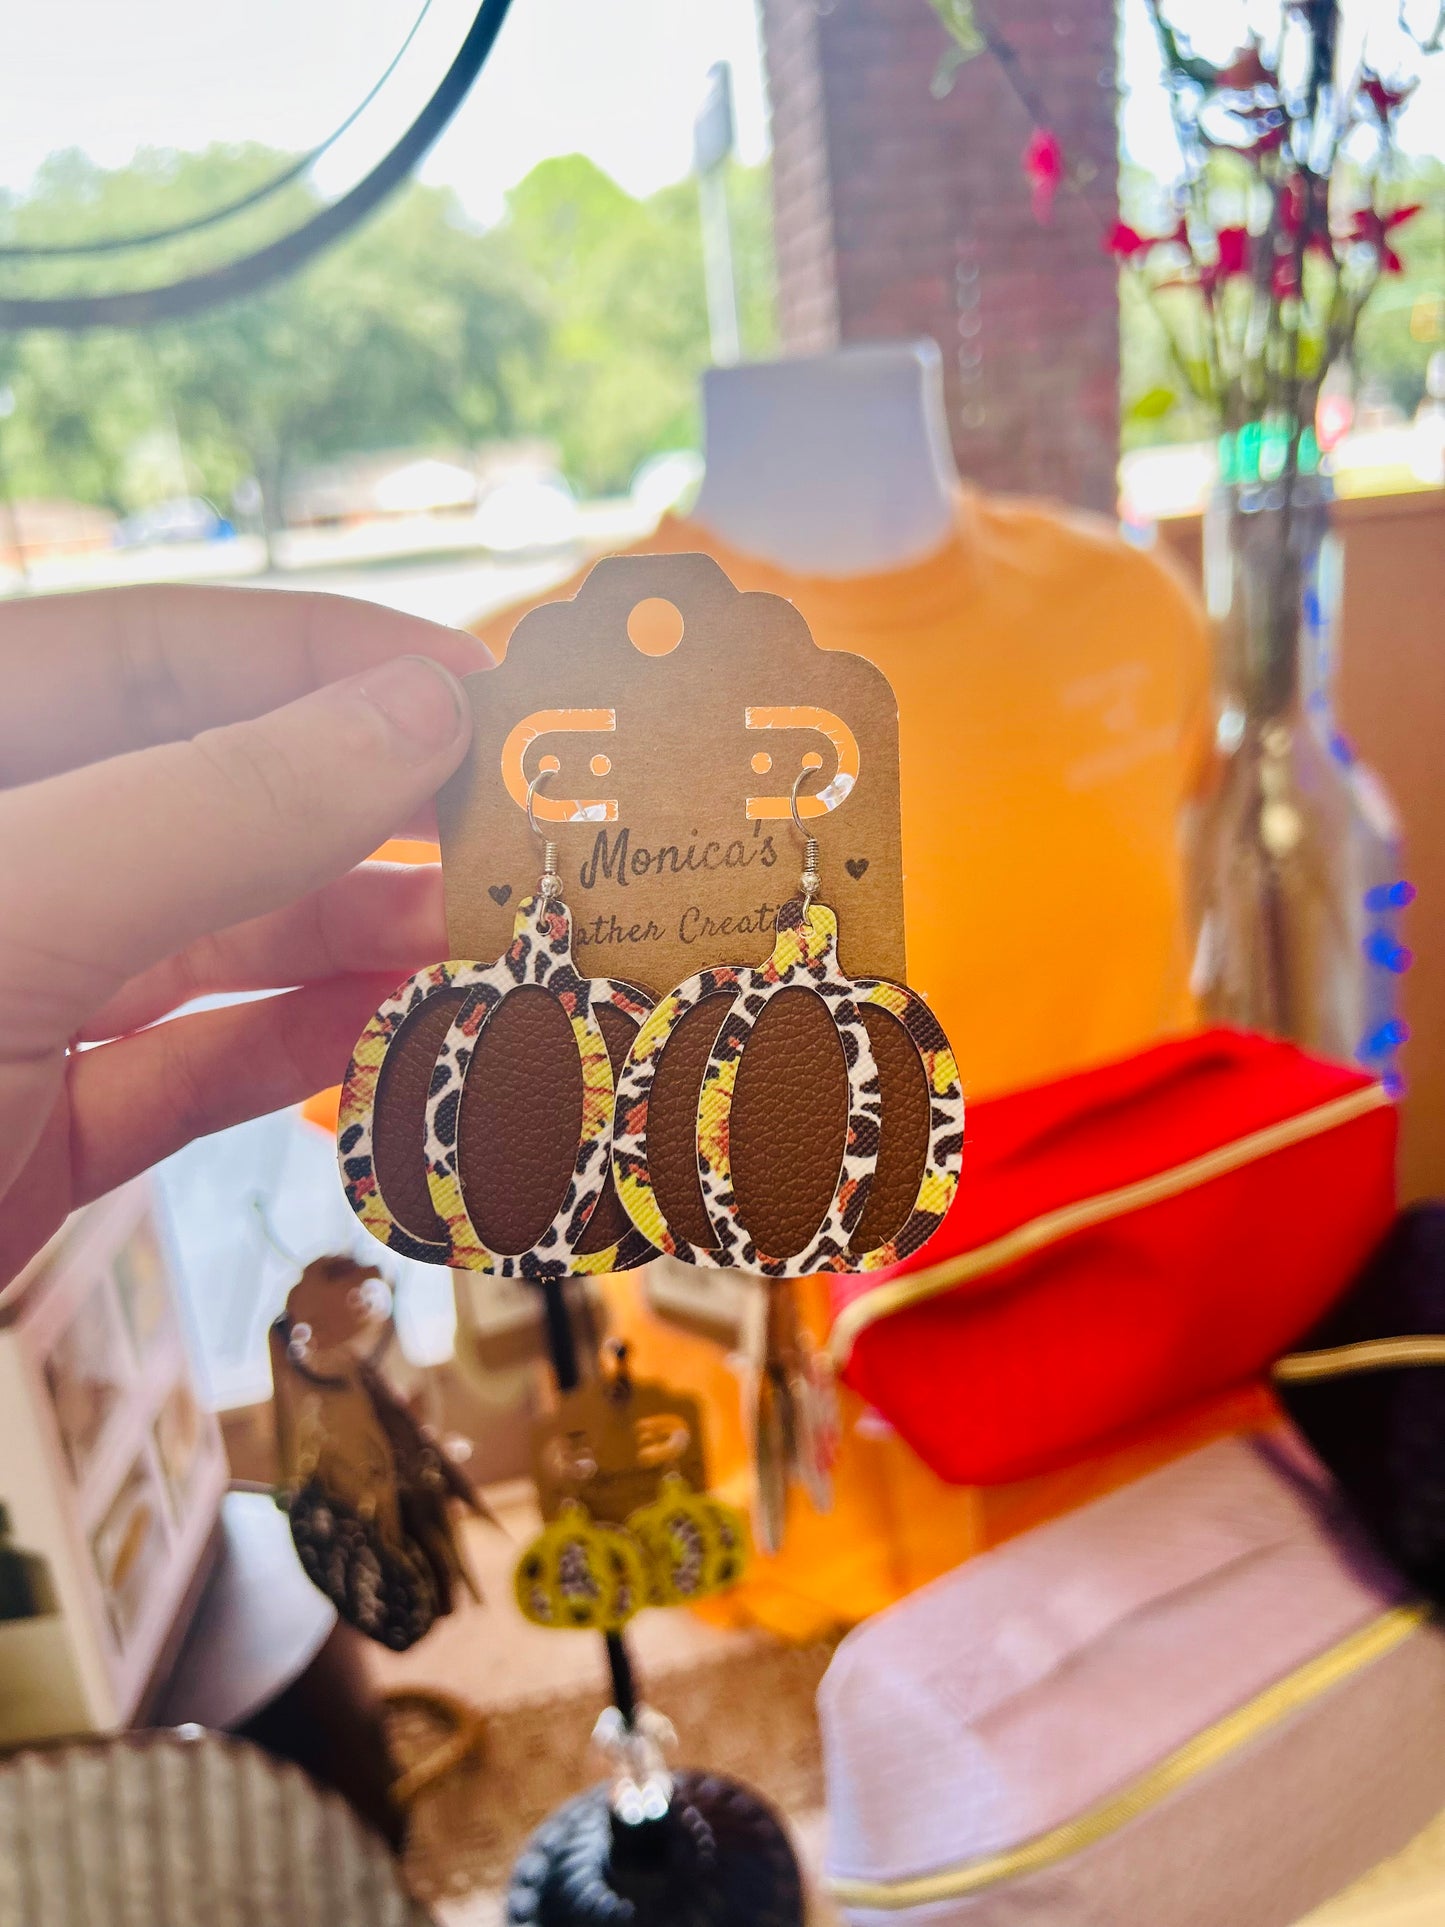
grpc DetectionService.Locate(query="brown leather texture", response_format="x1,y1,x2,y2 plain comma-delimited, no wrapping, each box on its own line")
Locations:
456,987,583,1257
573,1003,641,1255
369,962,936,1268
643,993,732,1251
371,987,647,1261
373,990,469,1243
648,989,935,1263
731,987,850,1260
849,1004,932,1256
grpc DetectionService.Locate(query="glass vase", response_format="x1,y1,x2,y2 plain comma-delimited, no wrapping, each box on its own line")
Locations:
1187,467,1409,1084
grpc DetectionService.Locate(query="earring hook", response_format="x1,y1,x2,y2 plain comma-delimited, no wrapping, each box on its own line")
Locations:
791,767,823,910
526,769,563,900
789,766,813,842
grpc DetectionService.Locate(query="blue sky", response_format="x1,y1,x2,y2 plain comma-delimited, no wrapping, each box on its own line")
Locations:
1,0,1441,225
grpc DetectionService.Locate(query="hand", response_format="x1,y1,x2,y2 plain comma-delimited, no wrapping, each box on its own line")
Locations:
0,583,492,1286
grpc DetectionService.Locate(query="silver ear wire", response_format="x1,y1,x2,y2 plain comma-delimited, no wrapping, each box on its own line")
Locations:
526,770,563,899
791,767,822,906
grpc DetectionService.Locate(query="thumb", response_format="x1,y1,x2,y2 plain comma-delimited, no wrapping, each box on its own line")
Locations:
0,653,473,1051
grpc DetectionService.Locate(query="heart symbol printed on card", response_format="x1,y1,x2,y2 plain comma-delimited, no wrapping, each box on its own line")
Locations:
845,857,870,881
488,883,513,906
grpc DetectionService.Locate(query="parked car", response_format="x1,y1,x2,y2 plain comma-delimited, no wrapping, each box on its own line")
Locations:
114,497,236,548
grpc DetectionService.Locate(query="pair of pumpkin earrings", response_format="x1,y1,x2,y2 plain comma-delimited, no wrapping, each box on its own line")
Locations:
338,770,964,1280
515,1473,748,1633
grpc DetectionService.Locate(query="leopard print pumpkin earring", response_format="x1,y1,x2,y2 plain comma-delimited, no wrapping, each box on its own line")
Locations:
612,768,964,1277
337,955,523,1267
423,771,658,1280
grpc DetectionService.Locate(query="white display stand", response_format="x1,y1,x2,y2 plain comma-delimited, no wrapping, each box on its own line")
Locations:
0,1178,227,1745
691,340,959,578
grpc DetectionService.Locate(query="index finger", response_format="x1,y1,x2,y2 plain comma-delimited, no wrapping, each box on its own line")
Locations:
0,582,493,787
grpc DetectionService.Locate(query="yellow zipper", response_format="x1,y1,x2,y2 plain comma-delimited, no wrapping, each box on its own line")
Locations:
829,1083,1389,1366
826,1603,1428,1912
1275,1335,1445,1382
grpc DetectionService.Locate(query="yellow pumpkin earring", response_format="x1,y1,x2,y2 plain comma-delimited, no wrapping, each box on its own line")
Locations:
613,769,964,1278
411,770,656,1281
696,773,965,1275
513,1500,649,1633
627,1472,750,1607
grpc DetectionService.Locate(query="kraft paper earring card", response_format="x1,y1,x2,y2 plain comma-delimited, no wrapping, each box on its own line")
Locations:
342,550,963,1282
435,552,906,997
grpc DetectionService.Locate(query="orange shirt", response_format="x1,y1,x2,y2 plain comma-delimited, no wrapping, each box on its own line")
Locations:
458,494,1268,1642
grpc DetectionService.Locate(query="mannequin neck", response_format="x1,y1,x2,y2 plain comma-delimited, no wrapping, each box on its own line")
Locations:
690,343,959,579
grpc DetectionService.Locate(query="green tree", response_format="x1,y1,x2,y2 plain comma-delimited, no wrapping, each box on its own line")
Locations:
499,153,777,493
155,176,545,555
0,141,778,522
0,146,546,536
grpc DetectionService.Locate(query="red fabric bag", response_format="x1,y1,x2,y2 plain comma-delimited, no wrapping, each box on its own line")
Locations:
829,1029,1396,1485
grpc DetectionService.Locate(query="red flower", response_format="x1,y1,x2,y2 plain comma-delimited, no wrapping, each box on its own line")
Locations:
1022,128,1067,225
1345,204,1423,275
1198,225,1252,292
1217,41,1277,91
1104,221,1151,260
1359,71,1417,120
1216,227,1251,274
1103,215,1189,261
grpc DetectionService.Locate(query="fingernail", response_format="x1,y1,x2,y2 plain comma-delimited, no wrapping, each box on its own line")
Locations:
357,656,469,765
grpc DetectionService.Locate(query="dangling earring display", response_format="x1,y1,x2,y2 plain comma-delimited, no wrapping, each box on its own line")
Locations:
627,1472,750,1607
693,887,882,1275
424,773,657,1280
609,772,880,1271
610,960,753,1268
338,957,522,1265
612,770,964,1277
701,775,964,1274
513,1500,649,1632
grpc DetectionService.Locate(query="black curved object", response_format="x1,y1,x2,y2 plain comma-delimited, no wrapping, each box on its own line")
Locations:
1277,1204,1445,1608
506,1770,805,1927
0,0,436,260
0,0,513,330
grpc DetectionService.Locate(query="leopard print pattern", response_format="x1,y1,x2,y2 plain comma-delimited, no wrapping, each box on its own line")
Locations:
286,1481,440,1651
848,978,964,1270
611,965,747,1266
337,958,502,1266
424,895,657,1279
693,900,884,1277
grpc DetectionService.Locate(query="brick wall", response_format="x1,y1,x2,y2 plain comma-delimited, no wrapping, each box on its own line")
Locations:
759,0,1122,515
